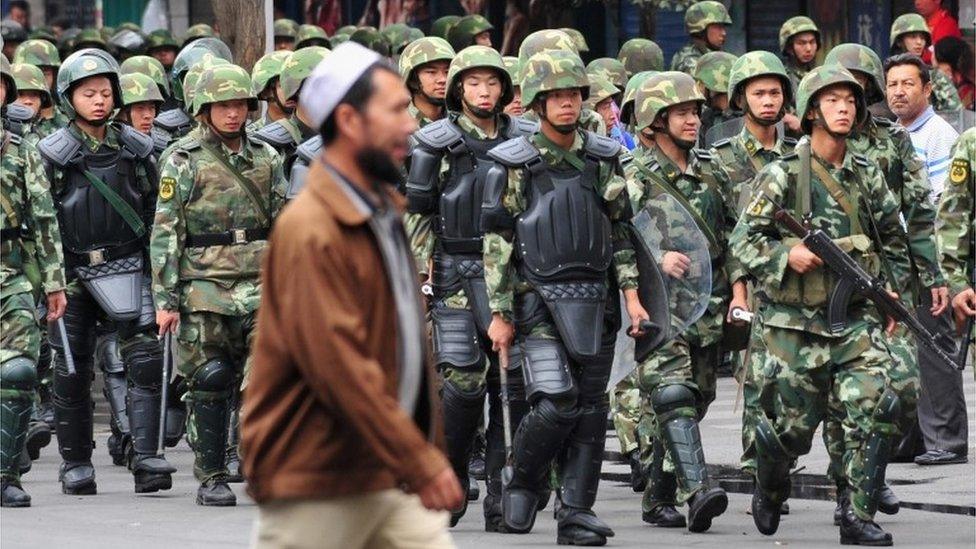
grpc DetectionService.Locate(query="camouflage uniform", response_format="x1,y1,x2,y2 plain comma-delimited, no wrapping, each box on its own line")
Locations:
618,38,665,78
150,64,286,506
693,51,736,147
9,62,59,142
889,14,962,112
1,59,66,506
778,16,820,99
120,55,176,112
939,127,975,365
669,1,731,74
272,18,298,49
399,37,455,128
730,66,911,542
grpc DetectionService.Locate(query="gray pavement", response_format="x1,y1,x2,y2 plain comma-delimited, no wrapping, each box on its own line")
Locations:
2,377,974,548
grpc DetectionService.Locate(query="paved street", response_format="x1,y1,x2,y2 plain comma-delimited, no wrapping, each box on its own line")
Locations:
3,376,974,548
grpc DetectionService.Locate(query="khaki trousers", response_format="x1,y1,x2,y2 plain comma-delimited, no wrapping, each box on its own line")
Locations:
250,489,455,549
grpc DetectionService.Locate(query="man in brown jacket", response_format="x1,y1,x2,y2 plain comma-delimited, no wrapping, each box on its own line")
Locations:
242,42,463,549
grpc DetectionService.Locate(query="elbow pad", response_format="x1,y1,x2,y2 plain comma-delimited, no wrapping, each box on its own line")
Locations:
479,162,515,232
405,145,441,215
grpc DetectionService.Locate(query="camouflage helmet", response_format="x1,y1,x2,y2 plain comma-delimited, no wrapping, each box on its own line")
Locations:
329,33,351,48
73,28,108,51
823,43,885,104
795,64,867,134
586,58,627,90
520,50,589,108
890,13,930,48
684,1,732,35
183,23,216,47
120,55,171,97
119,72,164,107
274,18,300,41
13,39,61,67
584,75,620,109
445,45,513,112
1,20,27,44
171,37,233,102
1,54,15,104
778,16,820,56
250,50,290,96
517,30,577,68
191,63,257,116
182,57,229,107
621,70,658,126
381,23,414,55
28,26,58,45
399,36,455,80
350,27,391,56
693,50,736,94
634,71,705,131
502,56,521,86
108,29,147,55
407,27,425,43
618,38,664,77
146,29,179,51
11,63,53,108
56,48,123,118
446,15,492,52
295,24,329,49
336,25,358,36
99,26,115,42
431,16,462,40
279,46,331,101
558,28,589,53
727,50,792,108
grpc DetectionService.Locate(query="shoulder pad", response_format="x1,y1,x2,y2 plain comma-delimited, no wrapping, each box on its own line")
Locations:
117,124,154,159
872,116,893,127
5,131,22,146
711,137,732,148
782,136,797,146
178,137,201,152
506,115,539,138
253,121,296,149
37,128,83,168
852,153,870,167
151,126,170,155
6,103,34,124
296,135,323,164
583,131,623,160
413,118,464,151
693,148,713,161
154,108,192,132
487,136,541,167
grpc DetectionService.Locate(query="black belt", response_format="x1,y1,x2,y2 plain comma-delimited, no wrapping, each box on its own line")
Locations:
186,228,269,248
0,227,25,240
65,240,144,268
439,237,483,255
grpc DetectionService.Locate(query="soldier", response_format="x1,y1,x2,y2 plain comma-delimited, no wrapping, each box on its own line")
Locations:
586,76,625,138
350,27,392,57
618,38,665,78
108,29,147,61
183,24,216,47
502,56,523,116
481,49,647,545
693,51,737,148
71,28,109,54
146,29,179,72
431,15,462,41
121,55,178,112
823,42,945,523
248,50,291,132
729,65,911,545
627,71,735,532
12,39,60,99
447,14,493,52
586,57,628,96
940,127,975,362
151,64,286,506
779,16,820,95
155,37,233,146
295,24,330,50
273,18,299,51
1,20,28,59
37,48,175,495
399,37,455,128
10,63,54,134
117,73,164,135
670,1,732,74
405,45,536,531
889,13,963,113
1,55,67,507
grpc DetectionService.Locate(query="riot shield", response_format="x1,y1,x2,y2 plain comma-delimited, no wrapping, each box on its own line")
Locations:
607,188,713,390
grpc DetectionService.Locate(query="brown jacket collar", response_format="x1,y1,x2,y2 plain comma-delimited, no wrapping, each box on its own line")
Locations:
305,156,406,227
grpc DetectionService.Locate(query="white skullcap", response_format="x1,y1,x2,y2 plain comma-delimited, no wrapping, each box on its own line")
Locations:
299,41,382,130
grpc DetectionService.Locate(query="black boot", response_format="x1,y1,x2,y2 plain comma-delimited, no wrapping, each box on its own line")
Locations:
877,483,899,515
25,421,51,461
54,395,96,495
751,488,782,536
441,382,485,527
128,386,176,493
197,477,236,506
834,487,851,526
628,449,646,492
641,440,685,528
59,461,97,495
687,487,728,533
556,404,614,546
0,480,31,507
470,430,487,481
2,383,32,491
102,369,130,466
483,379,530,533
839,507,893,546
189,390,231,488
556,506,615,546
753,415,793,535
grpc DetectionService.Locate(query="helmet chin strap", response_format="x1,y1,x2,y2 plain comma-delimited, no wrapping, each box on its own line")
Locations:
744,104,783,127
80,114,111,127
656,115,696,150
422,90,445,107
462,98,496,119
205,111,245,140
812,105,850,139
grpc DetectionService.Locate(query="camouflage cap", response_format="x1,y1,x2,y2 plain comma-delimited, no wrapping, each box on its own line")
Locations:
621,70,658,125
146,29,179,51
727,50,792,107
182,57,229,107
685,1,732,35
120,55,171,97
13,39,61,67
399,36,455,79
502,56,521,86
10,62,52,107
381,23,414,54
431,16,462,40
693,50,736,93
559,28,589,53
521,50,589,108
618,38,664,77
28,26,58,45
73,28,108,50
350,27,391,57
117,22,143,34
586,57,627,90
823,43,885,104
517,30,577,68
250,50,291,96
191,63,257,116
57,48,122,118
890,13,930,48
183,23,216,46
274,18,300,40
446,45,513,112
119,72,164,107
108,29,147,54
171,37,233,102
778,16,820,55
584,75,619,109
634,71,704,131
279,46,332,100
1,54,15,104
795,64,867,134
1,20,27,43
448,15,493,52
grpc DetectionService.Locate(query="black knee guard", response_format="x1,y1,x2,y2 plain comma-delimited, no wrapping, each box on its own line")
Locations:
858,389,901,516
441,381,486,484
1,358,36,477
559,402,609,510
754,414,794,504
189,359,236,479
431,308,484,370
651,384,709,493
520,337,577,403
510,397,578,490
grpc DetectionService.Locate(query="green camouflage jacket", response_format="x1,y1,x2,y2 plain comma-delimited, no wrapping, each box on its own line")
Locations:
711,125,795,216
483,129,636,319
150,125,286,315
26,108,70,144
670,41,709,74
408,101,441,128
938,127,974,294
1,127,65,299
931,68,963,112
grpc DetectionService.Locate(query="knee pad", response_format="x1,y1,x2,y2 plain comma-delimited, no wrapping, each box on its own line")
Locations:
442,375,487,403
521,337,577,403
125,340,164,388
95,332,125,374
754,414,792,461
431,308,483,370
871,389,901,435
1,357,38,392
191,358,236,399
650,384,697,420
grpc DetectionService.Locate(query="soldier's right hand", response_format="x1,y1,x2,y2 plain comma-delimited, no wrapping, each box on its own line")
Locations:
156,310,181,335
661,251,691,278
952,288,976,331
45,291,67,321
488,313,515,354
787,242,823,274
417,467,464,512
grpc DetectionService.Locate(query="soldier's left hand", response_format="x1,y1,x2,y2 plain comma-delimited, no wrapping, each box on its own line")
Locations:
727,296,750,325
624,289,650,337
45,290,67,321
885,291,900,335
929,286,949,316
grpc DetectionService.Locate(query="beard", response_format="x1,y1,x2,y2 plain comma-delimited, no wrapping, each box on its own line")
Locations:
463,98,495,119
356,146,404,189
747,108,781,127
673,136,696,150
422,91,445,106
82,114,111,127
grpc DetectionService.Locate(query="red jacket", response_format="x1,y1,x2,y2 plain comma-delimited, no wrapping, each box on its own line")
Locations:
924,9,961,64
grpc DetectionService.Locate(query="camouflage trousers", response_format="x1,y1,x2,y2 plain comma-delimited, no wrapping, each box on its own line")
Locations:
636,334,720,508
755,317,896,521
1,292,41,481
611,371,645,456
739,316,768,476
1,292,40,365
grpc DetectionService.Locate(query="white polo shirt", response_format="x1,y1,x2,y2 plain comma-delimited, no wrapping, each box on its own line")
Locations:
902,105,960,202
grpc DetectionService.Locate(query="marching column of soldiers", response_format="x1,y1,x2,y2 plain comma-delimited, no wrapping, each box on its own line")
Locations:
1,3,973,547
